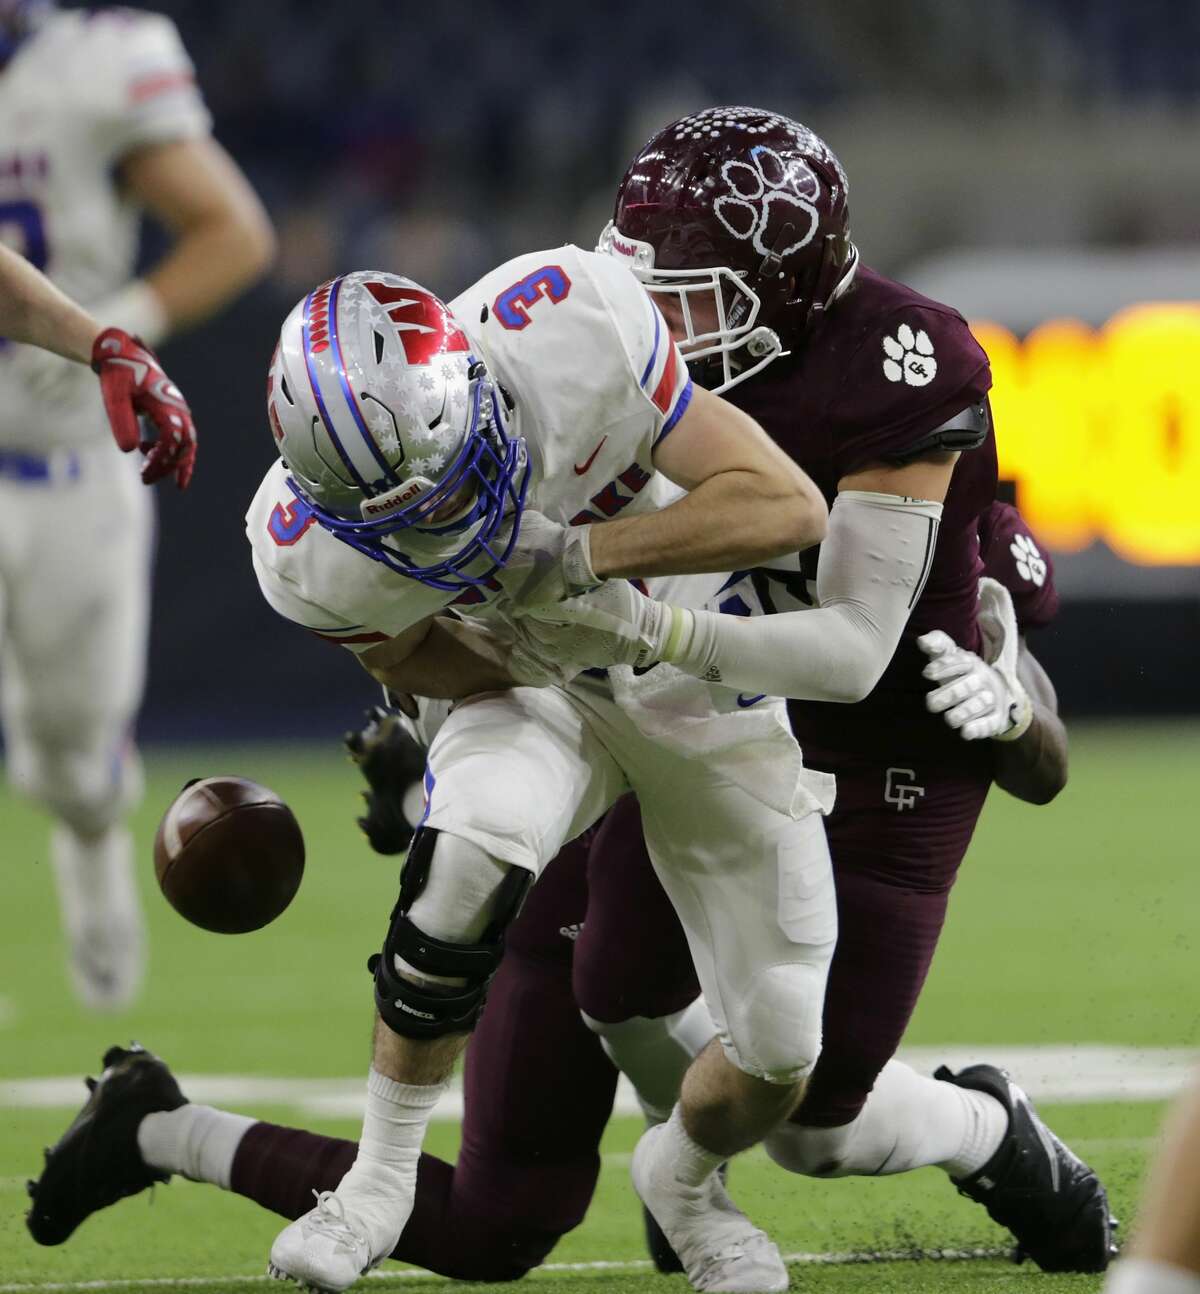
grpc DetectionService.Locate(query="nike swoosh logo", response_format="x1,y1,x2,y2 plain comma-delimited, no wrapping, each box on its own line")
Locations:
573,436,607,475
736,693,766,708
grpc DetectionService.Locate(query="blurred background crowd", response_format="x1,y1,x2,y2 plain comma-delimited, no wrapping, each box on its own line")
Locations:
109,0,1200,737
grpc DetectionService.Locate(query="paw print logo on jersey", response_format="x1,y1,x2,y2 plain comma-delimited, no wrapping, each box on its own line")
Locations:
714,145,820,259
1010,533,1048,586
882,324,938,387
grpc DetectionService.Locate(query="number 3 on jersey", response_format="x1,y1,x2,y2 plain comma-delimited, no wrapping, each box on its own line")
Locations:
268,497,315,546
493,265,571,330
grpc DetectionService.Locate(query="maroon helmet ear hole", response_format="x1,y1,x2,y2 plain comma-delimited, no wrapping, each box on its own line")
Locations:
611,106,852,345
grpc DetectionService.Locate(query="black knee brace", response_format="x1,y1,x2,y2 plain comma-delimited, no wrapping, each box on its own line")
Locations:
368,826,532,1039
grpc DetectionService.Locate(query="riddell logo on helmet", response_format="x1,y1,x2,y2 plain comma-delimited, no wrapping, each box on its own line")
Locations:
610,234,640,259
364,481,423,515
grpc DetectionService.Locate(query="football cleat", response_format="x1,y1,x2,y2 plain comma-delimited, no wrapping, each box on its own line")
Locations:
644,1162,730,1273
936,1063,1118,1272
26,1043,186,1245
268,1191,390,1294
632,1124,787,1292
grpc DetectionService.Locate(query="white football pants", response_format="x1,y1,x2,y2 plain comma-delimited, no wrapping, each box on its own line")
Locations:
421,677,837,1083
0,444,150,833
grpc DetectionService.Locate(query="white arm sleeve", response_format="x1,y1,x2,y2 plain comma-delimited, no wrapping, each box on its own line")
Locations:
669,491,943,702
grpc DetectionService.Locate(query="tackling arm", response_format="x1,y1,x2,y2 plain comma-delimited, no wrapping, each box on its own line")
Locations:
513,452,955,704
990,641,1069,805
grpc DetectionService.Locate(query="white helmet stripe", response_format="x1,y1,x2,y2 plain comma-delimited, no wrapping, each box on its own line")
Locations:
300,284,373,493
327,276,403,489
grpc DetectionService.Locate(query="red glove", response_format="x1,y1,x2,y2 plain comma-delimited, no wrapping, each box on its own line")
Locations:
91,327,197,490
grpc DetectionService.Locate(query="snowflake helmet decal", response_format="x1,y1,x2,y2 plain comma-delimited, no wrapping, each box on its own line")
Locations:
267,271,529,590
600,106,857,392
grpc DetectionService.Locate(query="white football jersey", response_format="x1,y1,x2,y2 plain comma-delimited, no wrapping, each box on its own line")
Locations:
247,245,722,650
0,7,211,448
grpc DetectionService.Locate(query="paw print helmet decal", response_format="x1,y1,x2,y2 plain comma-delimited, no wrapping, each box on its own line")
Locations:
600,106,857,393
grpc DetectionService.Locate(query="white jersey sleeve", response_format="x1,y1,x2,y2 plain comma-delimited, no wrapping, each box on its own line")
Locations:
246,461,455,654
90,10,212,161
571,250,694,449
451,246,693,478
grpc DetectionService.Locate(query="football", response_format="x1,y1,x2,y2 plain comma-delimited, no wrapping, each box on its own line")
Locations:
153,776,305,934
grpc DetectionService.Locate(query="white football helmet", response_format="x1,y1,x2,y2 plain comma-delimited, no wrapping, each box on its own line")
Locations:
267,271,529,590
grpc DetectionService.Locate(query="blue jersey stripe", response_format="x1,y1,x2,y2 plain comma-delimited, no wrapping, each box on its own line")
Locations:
652,376,694,446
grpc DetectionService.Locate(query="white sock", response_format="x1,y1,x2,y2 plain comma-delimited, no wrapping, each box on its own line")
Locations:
657,1104,724,1189
766,1060,1007,1178
939,1081,1009,1178
137,1106,256,1188
583,1002,716,1124
1104,1259,1200,1294
337,1068,444,1206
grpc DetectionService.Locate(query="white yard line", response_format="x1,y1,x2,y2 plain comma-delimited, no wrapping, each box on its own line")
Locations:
2,1045,1195,1120
0,1247,1015,1292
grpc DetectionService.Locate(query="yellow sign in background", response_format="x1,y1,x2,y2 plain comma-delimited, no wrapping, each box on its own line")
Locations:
975,304,1200,565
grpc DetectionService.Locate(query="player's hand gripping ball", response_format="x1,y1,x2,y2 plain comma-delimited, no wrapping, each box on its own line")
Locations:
153,776,305,933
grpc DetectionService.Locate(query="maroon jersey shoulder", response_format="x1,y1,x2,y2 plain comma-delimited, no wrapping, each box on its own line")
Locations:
978,501,1060,631
813,267,992,476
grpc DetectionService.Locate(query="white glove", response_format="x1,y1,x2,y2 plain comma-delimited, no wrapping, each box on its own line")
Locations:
507,579,680,684
917,577,1032,742
495,509,600,608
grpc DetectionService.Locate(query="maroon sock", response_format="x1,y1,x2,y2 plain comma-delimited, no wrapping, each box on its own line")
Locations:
230,1121,358,1220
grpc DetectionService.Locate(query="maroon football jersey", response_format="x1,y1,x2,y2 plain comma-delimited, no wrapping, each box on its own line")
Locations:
978,501,1060,633
727,264,997,758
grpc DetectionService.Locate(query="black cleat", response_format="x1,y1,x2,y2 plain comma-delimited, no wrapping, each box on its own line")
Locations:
26,1043,186,1246
936,1063,1118,1273
642,1162,728,1273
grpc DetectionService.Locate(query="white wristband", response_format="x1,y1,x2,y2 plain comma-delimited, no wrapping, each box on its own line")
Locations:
92,280,169,348
993,686,1034,743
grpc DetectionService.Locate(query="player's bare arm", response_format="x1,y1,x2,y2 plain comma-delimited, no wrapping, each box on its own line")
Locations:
0,243,100,361
358,616,515,700
119,135,275,335
990,640,1068,804
585,383,827,580
837,446,959,504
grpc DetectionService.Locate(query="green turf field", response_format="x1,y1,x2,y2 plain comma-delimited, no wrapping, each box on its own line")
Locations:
2,720,1198,1292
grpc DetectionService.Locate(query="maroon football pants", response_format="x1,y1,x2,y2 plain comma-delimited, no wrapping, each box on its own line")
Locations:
568,756,991,1125
789,746,993,1125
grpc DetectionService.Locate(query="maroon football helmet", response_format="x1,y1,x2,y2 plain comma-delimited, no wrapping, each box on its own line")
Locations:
599,106,857,391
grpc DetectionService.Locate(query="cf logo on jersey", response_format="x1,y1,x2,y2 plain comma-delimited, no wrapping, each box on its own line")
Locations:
884,767,925,811
882,324,938,387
